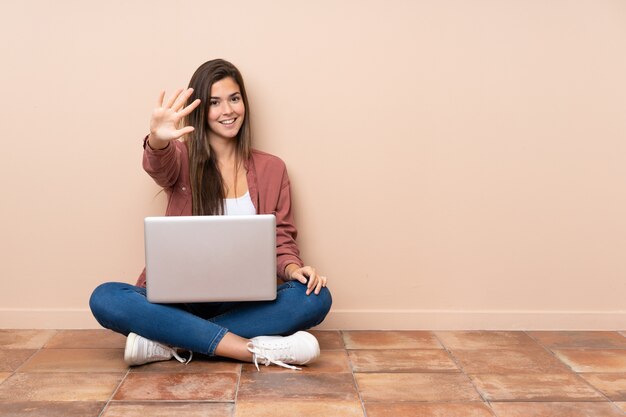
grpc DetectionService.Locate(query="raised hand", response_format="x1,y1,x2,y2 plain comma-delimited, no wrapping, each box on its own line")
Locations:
148,88,201,149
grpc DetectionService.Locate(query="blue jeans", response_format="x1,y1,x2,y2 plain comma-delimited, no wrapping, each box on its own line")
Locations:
89,281,332,356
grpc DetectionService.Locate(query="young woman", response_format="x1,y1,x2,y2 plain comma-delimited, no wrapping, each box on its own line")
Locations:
89,59,332,370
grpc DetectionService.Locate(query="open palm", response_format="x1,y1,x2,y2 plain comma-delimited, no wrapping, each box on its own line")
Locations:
150,88,201,142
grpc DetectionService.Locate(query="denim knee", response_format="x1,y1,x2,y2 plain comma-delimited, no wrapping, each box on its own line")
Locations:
295,283,332,328
311,286,332,325
89,283,108,317
89,282,134,331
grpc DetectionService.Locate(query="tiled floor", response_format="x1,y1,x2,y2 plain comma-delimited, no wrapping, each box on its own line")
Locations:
0,330,625,416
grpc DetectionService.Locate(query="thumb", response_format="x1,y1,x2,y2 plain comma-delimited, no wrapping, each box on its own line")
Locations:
176,126,195,137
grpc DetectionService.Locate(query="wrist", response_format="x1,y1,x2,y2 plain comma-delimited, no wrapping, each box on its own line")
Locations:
147,133,169,150
284,264,299,280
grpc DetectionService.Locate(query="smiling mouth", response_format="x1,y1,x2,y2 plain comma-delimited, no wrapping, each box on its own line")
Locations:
219,118,236,125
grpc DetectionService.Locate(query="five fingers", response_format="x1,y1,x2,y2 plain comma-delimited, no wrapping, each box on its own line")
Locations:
152,89,201,141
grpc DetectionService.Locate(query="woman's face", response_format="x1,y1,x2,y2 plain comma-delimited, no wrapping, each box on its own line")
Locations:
207,76,245,141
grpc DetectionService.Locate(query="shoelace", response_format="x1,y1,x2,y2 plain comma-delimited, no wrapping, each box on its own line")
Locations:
174,349,193,364
247,342,301,371
151,343,193,364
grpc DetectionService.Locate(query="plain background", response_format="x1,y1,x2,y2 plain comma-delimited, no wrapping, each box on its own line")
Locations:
1,0,624,329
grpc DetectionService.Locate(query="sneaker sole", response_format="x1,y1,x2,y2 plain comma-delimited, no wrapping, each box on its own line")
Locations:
294,331,320,365
124,332,139,365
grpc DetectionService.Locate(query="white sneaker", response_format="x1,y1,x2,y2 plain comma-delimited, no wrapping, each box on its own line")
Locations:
124,332,192,366
247,331,320,371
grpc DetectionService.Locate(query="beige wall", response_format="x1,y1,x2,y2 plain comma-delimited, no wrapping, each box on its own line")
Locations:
1,0,625,329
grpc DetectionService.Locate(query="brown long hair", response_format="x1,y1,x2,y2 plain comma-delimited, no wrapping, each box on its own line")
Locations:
184,59,252,215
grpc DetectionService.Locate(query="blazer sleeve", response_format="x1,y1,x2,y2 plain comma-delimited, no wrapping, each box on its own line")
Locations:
142,136,183,189
275,167,304,281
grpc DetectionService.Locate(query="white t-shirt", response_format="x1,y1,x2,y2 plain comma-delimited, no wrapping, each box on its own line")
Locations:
224,190,256,216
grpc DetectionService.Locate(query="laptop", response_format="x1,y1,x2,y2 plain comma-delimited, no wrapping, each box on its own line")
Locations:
144,214,277,303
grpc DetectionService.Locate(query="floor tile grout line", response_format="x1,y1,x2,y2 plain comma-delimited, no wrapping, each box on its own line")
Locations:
523,330,617,403
3,330,625,414
231,363,243,417
342,329,448,351
431,330,495,413
487,400,626,417
0,330,55,389
341,330,368,417
485,399,623,404
608,401,626,416
487,400,503,417
564,372,619,404
611,401,626,415
99,398,238,404
525,330,626,350
36,347,128,350
40,329,63,349
6,329,59,375
97,367,131,417
2,355,27,384
337,329,348,350
11,344,50,375
525,330,578,371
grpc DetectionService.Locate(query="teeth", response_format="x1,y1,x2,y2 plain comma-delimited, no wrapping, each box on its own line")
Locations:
220,119,235,125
